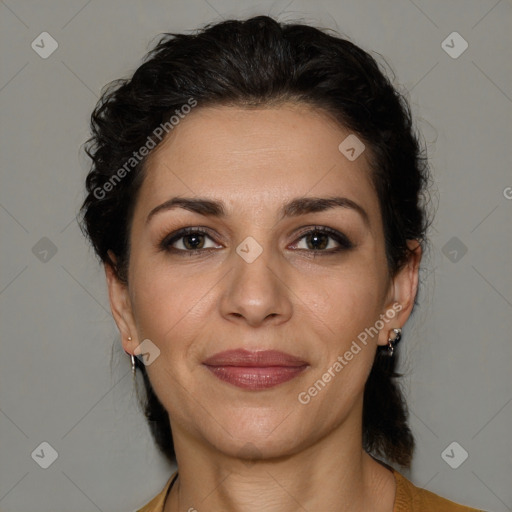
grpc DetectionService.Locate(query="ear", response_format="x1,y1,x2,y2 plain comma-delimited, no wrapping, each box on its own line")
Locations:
377,241,422,347
104,251,138,355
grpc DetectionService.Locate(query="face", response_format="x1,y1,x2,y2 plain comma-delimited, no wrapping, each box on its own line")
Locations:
107,104,419,460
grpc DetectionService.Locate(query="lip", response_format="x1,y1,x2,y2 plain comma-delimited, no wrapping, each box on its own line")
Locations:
203,349,309,390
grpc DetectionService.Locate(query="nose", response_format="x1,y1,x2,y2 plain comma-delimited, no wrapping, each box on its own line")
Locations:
219,243,293,328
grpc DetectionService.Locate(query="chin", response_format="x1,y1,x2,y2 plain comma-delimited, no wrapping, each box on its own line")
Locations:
201,409,310,461
215,432,304,463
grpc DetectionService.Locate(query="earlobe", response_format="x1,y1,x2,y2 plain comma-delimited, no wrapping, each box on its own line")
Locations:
104,251,138,354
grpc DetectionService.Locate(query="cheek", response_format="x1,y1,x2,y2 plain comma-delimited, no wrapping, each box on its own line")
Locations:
128,261,221,363
297,260,387,391
132,272,191,330
307,262,387,339
294,281,383,426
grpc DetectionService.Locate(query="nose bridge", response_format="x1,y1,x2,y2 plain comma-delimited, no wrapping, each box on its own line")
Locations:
219,231,291,325
232,232,279,299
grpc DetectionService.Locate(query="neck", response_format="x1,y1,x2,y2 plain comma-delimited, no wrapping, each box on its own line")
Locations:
163,407,396,512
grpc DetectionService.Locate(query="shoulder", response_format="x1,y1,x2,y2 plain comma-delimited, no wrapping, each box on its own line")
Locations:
392,469,486,512
135,472,177,512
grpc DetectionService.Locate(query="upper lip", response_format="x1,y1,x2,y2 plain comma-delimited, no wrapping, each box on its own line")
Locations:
203,349,308,367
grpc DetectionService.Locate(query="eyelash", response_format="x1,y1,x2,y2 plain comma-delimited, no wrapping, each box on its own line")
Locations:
158,226,354,256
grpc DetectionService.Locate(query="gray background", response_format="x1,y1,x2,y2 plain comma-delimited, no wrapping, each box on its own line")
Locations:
0,0,511,511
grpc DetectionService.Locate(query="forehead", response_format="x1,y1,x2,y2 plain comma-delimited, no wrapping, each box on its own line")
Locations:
136,104,378,220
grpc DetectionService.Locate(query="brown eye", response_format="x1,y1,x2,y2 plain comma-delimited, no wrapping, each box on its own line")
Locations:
304,231,329,250
181,233,206,250
291,227,354,253
160,227,221,254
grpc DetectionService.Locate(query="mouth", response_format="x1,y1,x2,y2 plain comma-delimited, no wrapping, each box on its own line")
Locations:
202,349,309,390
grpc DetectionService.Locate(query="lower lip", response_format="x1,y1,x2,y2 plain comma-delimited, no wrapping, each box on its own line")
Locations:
204,365,307,390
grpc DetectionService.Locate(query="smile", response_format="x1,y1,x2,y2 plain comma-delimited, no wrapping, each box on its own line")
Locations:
202,349,309,390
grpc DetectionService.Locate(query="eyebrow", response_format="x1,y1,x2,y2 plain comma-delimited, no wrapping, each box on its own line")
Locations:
146,195,369,226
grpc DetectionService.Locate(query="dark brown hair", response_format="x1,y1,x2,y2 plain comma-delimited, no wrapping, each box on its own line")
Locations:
80,15,430,468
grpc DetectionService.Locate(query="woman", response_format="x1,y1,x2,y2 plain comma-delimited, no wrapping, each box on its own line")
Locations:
80,15,484,512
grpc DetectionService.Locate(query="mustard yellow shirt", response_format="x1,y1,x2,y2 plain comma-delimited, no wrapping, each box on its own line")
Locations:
136,469,485,511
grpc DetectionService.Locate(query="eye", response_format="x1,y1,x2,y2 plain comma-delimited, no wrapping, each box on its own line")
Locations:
160,227,222,254
159,225,354,256
290,226,354,253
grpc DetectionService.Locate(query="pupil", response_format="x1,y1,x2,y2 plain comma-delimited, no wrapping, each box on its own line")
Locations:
308,231,328,250
184,234,204,250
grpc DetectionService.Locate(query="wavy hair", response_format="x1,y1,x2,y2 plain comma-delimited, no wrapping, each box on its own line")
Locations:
80,15,430,468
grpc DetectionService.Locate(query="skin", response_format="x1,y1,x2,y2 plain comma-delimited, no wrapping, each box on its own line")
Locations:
106,104,421,512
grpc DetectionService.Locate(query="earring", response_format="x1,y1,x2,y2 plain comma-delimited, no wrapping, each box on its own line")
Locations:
386,328,402,356
127,337,136,374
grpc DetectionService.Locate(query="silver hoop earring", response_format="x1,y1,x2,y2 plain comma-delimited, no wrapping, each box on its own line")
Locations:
386,328,402,356
126,337,136,375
